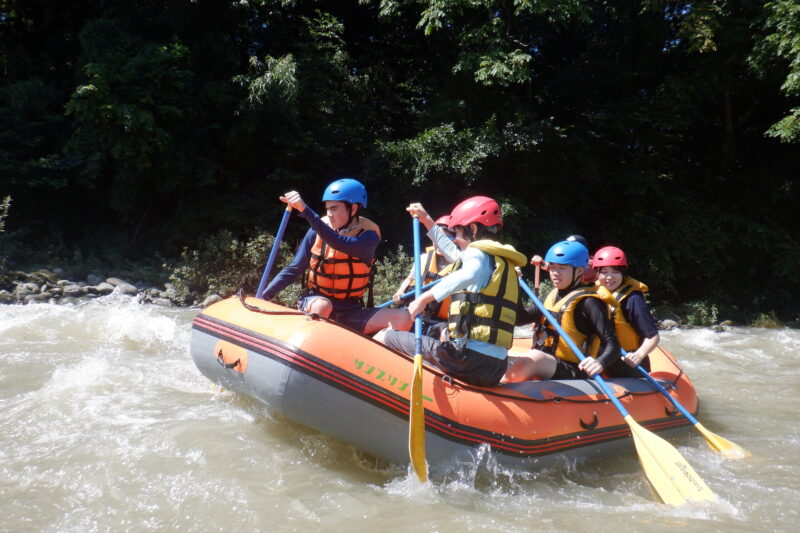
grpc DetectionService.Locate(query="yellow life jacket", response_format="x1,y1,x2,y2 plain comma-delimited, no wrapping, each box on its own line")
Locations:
608,276,649,351
307,216,380,300
539,284,617,363
447,240,526,349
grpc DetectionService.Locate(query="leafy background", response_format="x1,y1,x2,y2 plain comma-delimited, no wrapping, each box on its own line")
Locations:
1,0,798,320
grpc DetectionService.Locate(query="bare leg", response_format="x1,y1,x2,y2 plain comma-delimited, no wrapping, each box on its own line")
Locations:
501,349,558,383
363,308,412,335
305,296,333,318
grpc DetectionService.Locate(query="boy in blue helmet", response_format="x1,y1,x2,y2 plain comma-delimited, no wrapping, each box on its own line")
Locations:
262,178,412,335
502,240,622,381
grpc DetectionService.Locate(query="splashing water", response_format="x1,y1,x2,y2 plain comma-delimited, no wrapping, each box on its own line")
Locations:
1,297,798,531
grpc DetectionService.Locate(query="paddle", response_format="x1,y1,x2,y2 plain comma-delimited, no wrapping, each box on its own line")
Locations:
534,263,540,297
622,349,750,459
518,279,716,505
256,205,292,300
376,279,442,308
408,216,428,482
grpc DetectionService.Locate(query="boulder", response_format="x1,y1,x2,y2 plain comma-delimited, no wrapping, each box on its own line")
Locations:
201,294,223,308
86,273,104,285
658,319,680,330
106,277,139,296
14,282,39,298
0,290,15,304
24,293,51,304
62,284,88,298
89,282,116,295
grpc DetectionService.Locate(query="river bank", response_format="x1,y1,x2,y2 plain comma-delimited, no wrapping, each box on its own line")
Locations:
0,264,795,330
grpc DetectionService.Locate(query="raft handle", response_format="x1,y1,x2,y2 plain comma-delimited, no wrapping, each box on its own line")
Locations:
579,413,599,430
665,405,679,417
217,349,241,370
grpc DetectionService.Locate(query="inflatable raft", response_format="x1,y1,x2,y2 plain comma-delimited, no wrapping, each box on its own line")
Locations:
190,295,698,470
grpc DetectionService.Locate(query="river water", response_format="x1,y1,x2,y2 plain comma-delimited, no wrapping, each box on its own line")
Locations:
1,294,798,532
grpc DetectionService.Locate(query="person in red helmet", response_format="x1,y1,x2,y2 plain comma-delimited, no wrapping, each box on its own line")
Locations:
392,215,455,305
593,246,659,375
380,196,526,387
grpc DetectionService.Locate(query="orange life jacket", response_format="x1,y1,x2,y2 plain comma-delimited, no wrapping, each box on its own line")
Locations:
307,216,380,300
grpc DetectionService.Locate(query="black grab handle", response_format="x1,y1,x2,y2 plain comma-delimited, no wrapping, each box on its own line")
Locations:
217,349,240,370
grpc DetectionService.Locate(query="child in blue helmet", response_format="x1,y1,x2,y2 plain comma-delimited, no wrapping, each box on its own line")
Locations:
502,240,622,381
262,178,412,335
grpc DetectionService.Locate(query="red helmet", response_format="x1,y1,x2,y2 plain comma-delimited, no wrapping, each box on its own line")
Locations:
447,196,503,229
435,215,451,226
592,246,628,268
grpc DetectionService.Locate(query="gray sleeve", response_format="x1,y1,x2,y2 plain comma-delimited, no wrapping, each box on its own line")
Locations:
426,225,460,263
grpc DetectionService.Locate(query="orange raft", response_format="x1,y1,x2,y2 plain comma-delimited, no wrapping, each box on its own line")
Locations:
191,296,698,470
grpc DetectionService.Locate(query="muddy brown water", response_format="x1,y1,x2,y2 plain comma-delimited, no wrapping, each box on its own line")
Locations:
1,295,797,532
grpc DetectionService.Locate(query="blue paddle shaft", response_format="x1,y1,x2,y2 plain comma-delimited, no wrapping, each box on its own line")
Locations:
257,206,292,299
413,217,423,355
623,349,700,425
518,280,632,418
376,279,442,309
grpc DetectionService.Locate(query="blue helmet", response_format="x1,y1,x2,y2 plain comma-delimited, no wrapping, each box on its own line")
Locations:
322,178,367,208
545,240,589,268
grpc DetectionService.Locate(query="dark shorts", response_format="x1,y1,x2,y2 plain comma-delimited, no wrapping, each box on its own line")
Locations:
551,356,652,380
298,290,380,333
382,330,507,387
551,359,587,380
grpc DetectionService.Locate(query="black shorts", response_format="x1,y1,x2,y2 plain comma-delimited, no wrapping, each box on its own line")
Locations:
552,356,652,380
382,330,507,387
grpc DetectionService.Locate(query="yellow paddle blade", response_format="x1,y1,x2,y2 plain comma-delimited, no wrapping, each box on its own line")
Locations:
694,422,751,459
408,354,428,482
625,415,716,506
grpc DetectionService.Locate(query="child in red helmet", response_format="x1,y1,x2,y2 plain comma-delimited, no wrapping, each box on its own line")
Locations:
593,246,660,375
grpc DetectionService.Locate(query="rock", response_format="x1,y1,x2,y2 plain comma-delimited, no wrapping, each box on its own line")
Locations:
719,320,733,327
14,282,39,298
0,290,15,304
24,293,51,304
152,298,173,307
62,284,88,298
658,319,680,330
106,277,139,296
710,324,725,333
31,269,59,284
202,294,223,308
91,282,116,295
86,273,104,285
56,279,71,286
46,286,64,297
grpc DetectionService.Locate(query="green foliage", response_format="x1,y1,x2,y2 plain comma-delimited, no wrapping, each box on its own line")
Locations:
164,229,300,306
751,311,784,329
370,246,413,306
64,19,195,217
682,301,719,327
0,196,9,234
2,0,799,321
751,0,800,142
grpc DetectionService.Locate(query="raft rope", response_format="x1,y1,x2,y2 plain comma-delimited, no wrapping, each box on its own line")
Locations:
236,290,668,406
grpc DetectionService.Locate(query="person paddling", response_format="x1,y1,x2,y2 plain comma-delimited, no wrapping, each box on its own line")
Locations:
593,246,659,375
502,240,622,381
380,196,526,387
261,178,412,335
